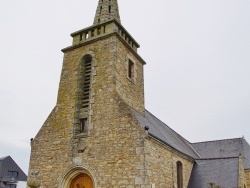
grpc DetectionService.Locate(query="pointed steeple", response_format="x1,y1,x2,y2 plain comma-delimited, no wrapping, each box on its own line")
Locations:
93,0,121,25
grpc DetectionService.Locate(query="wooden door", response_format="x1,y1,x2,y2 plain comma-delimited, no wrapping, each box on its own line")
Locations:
70,174,93,188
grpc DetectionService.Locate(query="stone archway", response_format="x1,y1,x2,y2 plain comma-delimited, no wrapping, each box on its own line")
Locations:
59,166,96,188
70,174,93,188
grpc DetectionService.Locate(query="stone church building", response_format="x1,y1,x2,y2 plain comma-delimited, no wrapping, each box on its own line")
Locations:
27,0,250,187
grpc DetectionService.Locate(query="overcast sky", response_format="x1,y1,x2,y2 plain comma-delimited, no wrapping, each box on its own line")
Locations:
0,0,250,174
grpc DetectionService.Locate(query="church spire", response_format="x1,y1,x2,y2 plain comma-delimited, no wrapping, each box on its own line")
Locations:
93,0,121,25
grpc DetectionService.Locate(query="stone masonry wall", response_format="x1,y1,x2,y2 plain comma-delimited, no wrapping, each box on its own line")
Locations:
28,26,193,188
245,170,250,188
144,138,194,188
239,156,247,188
28,40,82,186
28,34,149,188
115,38,145,115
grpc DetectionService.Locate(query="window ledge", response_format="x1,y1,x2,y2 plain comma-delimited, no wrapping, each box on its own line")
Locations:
127,77,135,84
73,132,88,138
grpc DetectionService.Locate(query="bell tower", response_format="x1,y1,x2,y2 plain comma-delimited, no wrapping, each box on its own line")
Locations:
93,0,121,24
28,0,147,187
61,0,146,117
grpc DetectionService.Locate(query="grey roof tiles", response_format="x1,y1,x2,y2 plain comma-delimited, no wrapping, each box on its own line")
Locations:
0,156,27,182
131,109,199,159
131,108,250,187
188,157,239,188
191,137,250,169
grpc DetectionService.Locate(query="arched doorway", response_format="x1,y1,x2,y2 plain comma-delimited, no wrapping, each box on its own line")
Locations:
70,174,93,188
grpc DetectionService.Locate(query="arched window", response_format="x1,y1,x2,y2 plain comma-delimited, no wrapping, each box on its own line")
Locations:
127,59,135,83
75,54,92,134
177,161,183,188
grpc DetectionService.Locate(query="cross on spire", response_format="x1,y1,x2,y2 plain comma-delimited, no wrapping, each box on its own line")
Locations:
93,0,121,25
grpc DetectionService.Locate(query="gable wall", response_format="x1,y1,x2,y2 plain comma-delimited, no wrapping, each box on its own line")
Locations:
28,35,150,188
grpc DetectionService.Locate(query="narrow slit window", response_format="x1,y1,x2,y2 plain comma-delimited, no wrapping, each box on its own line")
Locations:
80,118,87,133
97,27,101,35
109,6,111,13
177,161,183,188
100,6,102,14
128,60,134,79
103,25,106,33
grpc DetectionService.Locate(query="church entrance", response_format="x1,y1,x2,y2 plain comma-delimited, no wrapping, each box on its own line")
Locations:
70,174,94,188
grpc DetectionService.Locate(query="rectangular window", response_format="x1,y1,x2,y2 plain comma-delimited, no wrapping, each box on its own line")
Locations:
97,27,101,35
6,184,16,188
128,60,134,79
103,25,106,33
7,171,18,178
85,33,88,40
80,118,87,133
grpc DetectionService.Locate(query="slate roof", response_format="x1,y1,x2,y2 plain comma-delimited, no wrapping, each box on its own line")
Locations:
0,157,7,173
131,109,200,159
0,157,8,161
0,181,6,188
130,108,250,187
188,157,239,188
191,137,250,169
0,156,27,182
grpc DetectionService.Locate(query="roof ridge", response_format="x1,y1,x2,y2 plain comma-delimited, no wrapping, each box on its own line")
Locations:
0,156,9,160
191,137,243,144
196,156,239,160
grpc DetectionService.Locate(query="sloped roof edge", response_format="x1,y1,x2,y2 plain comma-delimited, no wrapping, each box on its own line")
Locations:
148,133,196,160
130,108,200,159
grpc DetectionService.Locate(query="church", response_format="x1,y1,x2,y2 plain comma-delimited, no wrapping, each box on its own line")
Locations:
27,0,250,187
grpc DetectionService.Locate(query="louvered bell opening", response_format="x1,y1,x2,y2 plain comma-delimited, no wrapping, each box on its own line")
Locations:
82,59,92,108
